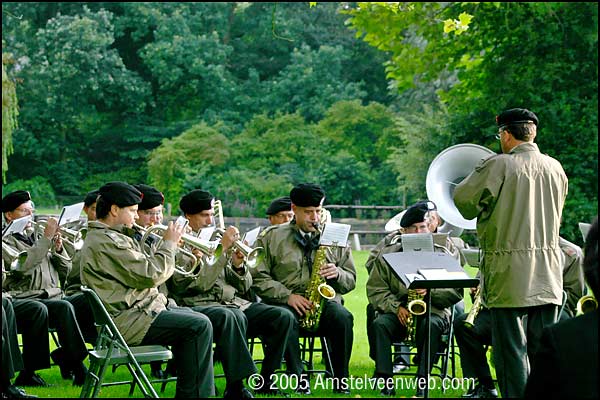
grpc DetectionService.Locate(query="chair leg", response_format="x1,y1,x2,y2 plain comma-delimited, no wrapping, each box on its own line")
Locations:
320,337,334,378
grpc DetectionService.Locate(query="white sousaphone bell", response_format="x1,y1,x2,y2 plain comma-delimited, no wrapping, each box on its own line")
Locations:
385,144,496,237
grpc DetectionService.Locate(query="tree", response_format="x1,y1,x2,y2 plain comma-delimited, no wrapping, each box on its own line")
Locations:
2,49,18,182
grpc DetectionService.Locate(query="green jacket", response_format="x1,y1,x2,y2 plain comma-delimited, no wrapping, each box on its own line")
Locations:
2,228,71,300
79,221,178,345
251,221,356,305
366,235,463,320
559,237,584,317
454,142,568,308
167,249,252,308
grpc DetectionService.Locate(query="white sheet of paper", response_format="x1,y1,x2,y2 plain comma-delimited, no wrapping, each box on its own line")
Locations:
402,233,434,252
2,215,32,238
58,202,85,226
198,226,216,241
242,227,261,247
319,222,351,247
579,222,591,242
418,268,470,280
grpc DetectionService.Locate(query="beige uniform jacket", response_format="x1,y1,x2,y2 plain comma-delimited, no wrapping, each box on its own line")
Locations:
2,228,71,299
168,248,252,308
453,142,568,308
251,222,356,305
366,235,463,320
559,237,584,317
79,221,177,345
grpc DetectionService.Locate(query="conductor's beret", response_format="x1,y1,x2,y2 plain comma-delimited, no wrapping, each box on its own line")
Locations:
266,196,292,216
180,189,214,215
83,190,100,207
290,183,325,208
400,201,431,228
1,190,31,213
134,184,164,211
496,108,538,128
98,182,143,207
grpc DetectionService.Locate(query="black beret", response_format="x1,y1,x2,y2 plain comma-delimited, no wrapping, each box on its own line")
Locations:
98,181,143,207
83,190,100,207
1,190,31,213
290,183,325,208
266,196,292,216
400,201,432,228
496,108,539,128
180,189,214,215
134,184,164,211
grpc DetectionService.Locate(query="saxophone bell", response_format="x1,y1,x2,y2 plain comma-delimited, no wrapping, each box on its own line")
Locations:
576,295,598,315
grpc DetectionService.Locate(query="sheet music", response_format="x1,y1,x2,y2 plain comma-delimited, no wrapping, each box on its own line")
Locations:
198,226,215,241
402,233,434,252
319,222,351,247
418,268,470,280
405,273,425,285
58,202,85,226
579,222,591,242
2,216,32,238
242,227,261,247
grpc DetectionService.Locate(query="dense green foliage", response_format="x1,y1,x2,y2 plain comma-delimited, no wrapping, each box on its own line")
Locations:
2,2,597,244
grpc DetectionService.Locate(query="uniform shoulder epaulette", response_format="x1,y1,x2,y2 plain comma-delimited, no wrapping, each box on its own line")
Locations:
258,224,280,238
104,230,130,248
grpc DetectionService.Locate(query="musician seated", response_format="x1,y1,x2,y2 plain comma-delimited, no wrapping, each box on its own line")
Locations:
2,190,89,386
454,237,587,398
526,217,599,399
165,189,263,399
366,201,463,397
252,183,356,395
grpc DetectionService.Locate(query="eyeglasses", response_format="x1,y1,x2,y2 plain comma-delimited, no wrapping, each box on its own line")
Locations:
140,210,162,217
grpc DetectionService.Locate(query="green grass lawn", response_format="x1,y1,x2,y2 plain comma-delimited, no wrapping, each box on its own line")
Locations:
20,250,494,398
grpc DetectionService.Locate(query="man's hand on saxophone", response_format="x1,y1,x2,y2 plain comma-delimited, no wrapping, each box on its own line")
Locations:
319,262,339,280
287,293,313,316
396,305,410,326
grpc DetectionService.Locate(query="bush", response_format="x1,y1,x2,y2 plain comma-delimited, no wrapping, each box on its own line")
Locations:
2,176,57,207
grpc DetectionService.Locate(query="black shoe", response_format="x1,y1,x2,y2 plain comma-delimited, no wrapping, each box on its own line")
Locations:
474,385,498,398
224,386,254,400
380,387,396,396
14,372,48,387
50,348,73,380
150,368,166,379
5,385,38,398
294,386,311,396
72,362,88,387
333,387,350,395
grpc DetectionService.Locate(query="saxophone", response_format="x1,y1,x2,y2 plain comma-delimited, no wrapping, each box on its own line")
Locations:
405,289,426,345
464,286,482,328
300,223,336,332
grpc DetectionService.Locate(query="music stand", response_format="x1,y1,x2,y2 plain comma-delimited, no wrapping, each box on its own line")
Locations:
383,252,479,398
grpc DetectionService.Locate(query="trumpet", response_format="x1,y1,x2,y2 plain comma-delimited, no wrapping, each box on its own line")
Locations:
576,295,598,315
213,199,263,268
2,242,28,271
136,223,223,276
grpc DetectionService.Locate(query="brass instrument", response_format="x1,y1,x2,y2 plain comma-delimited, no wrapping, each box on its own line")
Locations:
32,220,85,251
405,289,427,344
137,223,223,277
300,222,336,332
2,242,28,271
576,295,598,315
464,286,482,328
213,199,263,268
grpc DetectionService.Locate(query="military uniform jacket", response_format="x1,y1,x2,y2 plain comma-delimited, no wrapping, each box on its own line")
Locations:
79,221,178,345
251,221,356,305
168,249,252,309
559,237,584,317
366,235,463,320
453,142,568,308
2,229,71,299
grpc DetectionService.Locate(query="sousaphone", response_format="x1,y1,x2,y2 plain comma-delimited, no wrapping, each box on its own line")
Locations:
426,144,496,233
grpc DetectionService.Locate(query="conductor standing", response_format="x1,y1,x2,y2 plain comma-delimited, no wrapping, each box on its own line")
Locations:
453,108,568,397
